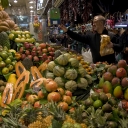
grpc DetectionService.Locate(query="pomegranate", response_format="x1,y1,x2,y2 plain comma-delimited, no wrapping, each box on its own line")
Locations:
27,94,38,104
45,80,58,92
62,95,72,105
34,101,41,108
37,90,45,99
103,72,113,82
65,90,72,97
58,102,69,111
47,92,61,102
116,68,127,78
57,88,65,96
118,60,127,68
121,77,128,87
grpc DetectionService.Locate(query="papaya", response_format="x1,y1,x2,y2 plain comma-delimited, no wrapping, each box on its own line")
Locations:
14,70,30,91
38,62,48,72
15,61,26,77
12,81,26,101
31,66,42,81
30,78,44,93
1,83,13,107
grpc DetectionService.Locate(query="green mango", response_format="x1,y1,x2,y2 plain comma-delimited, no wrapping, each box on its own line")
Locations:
113,86,123,98
102,81,113,94
98,77,104,88
124,88,128,100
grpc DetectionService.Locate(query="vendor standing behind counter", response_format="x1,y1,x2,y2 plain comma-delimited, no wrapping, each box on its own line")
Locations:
59,15,123,64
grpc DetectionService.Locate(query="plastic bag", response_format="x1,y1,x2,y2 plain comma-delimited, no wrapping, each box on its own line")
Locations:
100,35,114,56
81,47,93,63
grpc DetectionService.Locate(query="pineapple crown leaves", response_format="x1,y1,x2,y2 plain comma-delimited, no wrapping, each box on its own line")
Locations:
47,101,66,121
70,105,84,123
118,118,128,128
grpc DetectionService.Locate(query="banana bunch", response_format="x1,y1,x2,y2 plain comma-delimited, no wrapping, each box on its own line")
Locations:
0,0,9,8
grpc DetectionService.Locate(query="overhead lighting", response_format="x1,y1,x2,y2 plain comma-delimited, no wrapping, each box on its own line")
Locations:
29,1,34,3
29,6,33,9
30,10,34,12
40,0,43,4
14,0,18,3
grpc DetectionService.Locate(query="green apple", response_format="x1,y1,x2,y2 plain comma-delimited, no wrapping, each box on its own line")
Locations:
0,61,6,68
0,51,8,59
2,67,9,74
5,58,12,64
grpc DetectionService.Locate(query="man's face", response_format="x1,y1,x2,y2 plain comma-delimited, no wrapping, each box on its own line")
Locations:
92,17,102,31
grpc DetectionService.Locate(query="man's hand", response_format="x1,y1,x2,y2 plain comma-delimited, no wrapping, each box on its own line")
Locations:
58,24,68,33
107,42,113,48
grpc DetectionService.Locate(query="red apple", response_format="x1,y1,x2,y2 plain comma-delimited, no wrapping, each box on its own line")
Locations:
19,47,24,53
48,56,53,60
32,46,37,51
31,51,37,56
42,48,48,53
37,46,42,51
25,50,30,55
29,43,34,48
52,48,55,52
21,54,26,60
24,42,30,49
47,47,52,52
27,55,33,60
49,52,54,56
39,43,46,49
33,56,39,62
37,50,43,56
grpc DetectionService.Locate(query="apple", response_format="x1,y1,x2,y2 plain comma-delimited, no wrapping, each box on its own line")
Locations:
39,43,46,49
27,55,33,60
34,101,41,108
32,46,37,51
42,48,48,53
37,50,43,56
2,67,9,74
49,52,54,56
25,50,30,55
29,43,34,48
27,94,38,104
52,48,55,52
33,56,39,62
19,47,24,53
47,47,52,52
48,56,53,60
31,51,37,56
40,53,47,61
24,42,30,49
37,46,42,51
45,59,51,63
21,54,26,60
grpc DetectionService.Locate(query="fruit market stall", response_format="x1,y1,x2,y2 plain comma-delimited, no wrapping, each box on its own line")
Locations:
1,6,128,128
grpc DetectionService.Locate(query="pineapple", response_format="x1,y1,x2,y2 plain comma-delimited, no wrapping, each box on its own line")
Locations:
118,118,128,128
69,105,87,128
0,103,27,128
84,106,107,128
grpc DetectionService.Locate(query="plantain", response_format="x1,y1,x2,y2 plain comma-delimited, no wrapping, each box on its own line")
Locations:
0,0,9,8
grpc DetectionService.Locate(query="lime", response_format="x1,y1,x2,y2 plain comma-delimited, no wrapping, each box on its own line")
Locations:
2,67,9,75
5,58,12,65
93,99,103,109
91,92,100,101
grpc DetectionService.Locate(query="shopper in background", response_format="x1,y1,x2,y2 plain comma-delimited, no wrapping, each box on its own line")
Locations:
119,27,128,63
59,15,122,64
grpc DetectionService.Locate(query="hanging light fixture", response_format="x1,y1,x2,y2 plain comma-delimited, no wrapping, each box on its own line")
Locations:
14,0,18,3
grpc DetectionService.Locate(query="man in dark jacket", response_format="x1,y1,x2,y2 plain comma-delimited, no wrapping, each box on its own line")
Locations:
59,15,122,64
